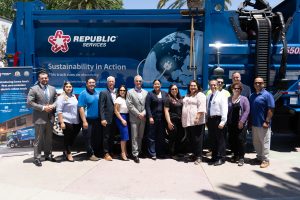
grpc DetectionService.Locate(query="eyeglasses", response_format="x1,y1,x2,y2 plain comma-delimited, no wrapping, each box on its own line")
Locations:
254,82,264,85
233,88,241,90
171,88,178,91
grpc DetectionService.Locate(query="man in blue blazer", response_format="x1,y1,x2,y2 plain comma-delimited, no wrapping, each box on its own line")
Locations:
27,71,57,166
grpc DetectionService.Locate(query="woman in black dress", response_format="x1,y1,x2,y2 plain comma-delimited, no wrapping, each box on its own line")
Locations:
164,84,185,158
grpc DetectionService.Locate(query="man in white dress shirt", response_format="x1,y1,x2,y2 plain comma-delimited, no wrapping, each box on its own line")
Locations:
206,80,228,166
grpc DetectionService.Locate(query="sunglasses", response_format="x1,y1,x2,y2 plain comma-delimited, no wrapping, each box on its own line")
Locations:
135,80,142,82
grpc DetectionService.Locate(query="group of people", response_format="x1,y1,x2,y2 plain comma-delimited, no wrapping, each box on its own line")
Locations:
27,71,275,169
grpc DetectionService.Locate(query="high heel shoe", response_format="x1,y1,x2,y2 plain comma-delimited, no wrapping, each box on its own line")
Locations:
64,151,74,162
121,153,129,161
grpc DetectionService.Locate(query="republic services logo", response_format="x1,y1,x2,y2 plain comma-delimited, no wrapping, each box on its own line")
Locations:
48,30,71,53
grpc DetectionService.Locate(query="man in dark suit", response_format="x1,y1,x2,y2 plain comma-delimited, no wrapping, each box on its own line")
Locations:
99,76,116,161
27,71,57,167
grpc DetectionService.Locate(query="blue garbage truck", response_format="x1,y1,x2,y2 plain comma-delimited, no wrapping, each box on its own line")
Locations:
5,0,300,134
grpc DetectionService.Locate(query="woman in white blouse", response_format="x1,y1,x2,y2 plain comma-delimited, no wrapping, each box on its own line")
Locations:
182,80,206,165
114,85,130,161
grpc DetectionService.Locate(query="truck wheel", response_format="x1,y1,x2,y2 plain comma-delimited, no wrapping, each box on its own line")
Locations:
10,142,16,148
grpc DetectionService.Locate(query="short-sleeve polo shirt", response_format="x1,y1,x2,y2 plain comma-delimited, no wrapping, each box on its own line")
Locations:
78,89,99,119
250,89,275,127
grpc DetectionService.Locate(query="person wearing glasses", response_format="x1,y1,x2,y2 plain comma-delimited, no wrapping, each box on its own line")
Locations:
126,75,148,163
164,84,185,159
206,79,228,166
56,81,81,162
78,77,101,161
227,82,250,166
249,77,275,168
182,80,206,165
145,79,168,160
205,77,230,157
206,77,230,97
114,85,130,161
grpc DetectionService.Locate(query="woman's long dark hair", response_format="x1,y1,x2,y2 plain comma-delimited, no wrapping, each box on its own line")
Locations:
187,80,202,96
168,84,181,99
117,85,127,99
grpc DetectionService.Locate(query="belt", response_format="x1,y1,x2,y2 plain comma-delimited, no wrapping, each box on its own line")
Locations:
208,115,221,119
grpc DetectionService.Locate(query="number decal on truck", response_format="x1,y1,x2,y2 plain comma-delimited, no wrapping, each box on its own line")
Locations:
280,47,300,54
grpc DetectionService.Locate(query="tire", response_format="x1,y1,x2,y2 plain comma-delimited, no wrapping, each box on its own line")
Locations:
10,142,16,148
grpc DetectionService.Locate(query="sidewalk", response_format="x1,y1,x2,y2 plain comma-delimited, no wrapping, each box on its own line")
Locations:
0,147,299,200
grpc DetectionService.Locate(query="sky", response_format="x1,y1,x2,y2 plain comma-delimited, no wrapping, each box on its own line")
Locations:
123,0,284,10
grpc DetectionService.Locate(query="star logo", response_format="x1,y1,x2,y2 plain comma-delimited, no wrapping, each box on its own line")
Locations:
48,30,71,53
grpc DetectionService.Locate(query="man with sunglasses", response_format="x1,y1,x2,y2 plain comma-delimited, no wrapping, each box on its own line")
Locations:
206,77,230,98
249,77,275,168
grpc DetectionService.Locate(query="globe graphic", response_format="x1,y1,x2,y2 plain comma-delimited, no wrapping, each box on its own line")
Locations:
141,30,203,87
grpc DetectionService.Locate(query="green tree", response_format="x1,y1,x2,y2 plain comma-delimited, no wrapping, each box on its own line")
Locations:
157,0,232,10
0,0,122,20
65,0,122,10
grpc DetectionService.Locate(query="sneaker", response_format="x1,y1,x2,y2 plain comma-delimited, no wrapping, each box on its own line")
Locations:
194,157,202,165
89,155,100,161
260,161,270,168
104,153,113,161
238,159,244,166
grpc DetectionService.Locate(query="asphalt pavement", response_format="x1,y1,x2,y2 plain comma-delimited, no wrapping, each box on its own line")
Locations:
0,134,299,200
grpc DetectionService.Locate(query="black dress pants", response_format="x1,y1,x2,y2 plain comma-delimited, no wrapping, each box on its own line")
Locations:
207,116,226,160
63,122,81,154
185,124,205,158
228,124,247,158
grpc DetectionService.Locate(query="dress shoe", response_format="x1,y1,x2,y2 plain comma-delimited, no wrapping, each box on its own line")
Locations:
230,155,239,163
104,153,113,161
260,161,270,168
89,155,100,161
45,155,57,162
33,159,42,167
214,159,225,166
205,151,212,157
133,156,140,163
121,153,129,161
238,159,244,166
151,156,157,160
65,152,74,162
194,157,202,165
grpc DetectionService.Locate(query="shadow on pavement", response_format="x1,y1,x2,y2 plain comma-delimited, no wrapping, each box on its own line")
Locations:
197,167,300,200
